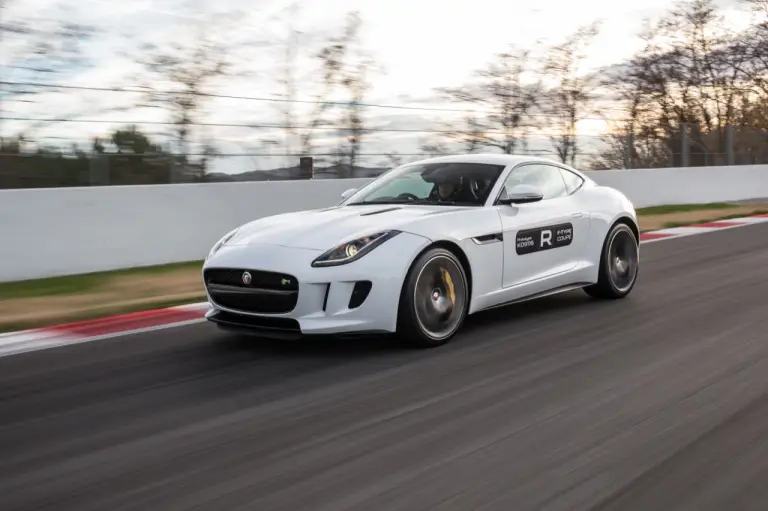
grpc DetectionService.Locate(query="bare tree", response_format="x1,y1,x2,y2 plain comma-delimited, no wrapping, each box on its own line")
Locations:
663,0,746,135
0,0,95,139
419,138,451,157
730,0,768,97
270,1,303,159
384,152,403,167
300,11,362,160
336,27,378,173
295,11,379,177
338,61,372,173
436,47,540,154
590,0,759,168
541,22,601,166
743,0,768,14
591,53,673,169
134,28,230,179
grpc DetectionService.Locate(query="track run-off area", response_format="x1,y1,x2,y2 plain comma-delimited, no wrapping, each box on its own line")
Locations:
2,220,768,510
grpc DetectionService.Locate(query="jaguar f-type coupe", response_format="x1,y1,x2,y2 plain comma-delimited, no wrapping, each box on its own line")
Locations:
203,154,640,347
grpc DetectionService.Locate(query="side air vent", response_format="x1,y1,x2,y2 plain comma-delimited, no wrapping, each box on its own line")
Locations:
348,281,372,309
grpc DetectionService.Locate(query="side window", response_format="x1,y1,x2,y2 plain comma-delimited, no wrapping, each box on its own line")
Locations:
502,164,567,200
559,168,584,195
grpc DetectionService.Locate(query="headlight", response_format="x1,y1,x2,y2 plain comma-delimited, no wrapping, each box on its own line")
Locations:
311,230,400,267
206,228,239,260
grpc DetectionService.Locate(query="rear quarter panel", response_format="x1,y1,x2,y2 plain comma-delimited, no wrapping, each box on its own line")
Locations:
579,184,638,265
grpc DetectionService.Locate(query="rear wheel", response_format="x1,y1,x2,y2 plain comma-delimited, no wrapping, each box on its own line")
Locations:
397,247,469,348
584,222,639,299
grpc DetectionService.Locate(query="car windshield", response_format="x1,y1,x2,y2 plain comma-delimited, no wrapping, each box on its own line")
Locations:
346,162,506,207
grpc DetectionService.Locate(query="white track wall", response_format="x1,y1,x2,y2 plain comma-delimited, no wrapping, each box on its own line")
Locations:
1,165,767,282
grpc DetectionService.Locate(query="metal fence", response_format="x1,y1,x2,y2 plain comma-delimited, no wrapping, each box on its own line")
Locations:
604,124,768,170
1,123,767,189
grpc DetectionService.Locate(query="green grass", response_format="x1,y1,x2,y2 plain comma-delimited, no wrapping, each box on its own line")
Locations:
0,260,204,301
636,202,735,215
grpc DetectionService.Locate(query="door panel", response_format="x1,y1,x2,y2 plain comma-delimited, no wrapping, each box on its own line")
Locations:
499,199,589,287
496,163,590,288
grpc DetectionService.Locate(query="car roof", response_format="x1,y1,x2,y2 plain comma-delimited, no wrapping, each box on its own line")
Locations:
404,153,593,181
407,153,563,168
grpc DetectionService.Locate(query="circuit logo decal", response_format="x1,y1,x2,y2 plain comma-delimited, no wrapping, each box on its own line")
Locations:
515,223,573,255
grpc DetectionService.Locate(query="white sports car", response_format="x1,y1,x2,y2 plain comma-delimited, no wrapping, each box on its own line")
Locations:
203,154,639,347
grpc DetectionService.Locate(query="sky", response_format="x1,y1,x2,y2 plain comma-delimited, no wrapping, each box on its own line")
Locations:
0,0,757,173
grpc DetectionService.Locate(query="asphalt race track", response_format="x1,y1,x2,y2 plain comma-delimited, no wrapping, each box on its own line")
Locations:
2,223,768,511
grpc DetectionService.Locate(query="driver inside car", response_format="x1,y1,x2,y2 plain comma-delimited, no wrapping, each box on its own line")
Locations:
429,177,475,203
437,182,457,200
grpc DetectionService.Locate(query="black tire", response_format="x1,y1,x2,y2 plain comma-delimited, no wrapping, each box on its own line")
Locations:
397,247,469,348
584,222,639,299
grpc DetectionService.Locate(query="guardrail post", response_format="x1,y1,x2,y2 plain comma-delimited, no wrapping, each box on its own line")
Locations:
681,123,690,167
88,154,109,186
624,129,633,169
300,156,314,179
726,125,735,166
0,0,5,143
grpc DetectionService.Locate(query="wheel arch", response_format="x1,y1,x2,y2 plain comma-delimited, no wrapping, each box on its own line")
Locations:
613,215,640,243
397,239,474,315
430,240,473,304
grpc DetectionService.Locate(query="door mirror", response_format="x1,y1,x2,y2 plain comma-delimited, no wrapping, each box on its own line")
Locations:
498,184,544,205
340,188,357,200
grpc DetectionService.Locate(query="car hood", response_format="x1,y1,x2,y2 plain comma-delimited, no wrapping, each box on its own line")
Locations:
226,204,469,250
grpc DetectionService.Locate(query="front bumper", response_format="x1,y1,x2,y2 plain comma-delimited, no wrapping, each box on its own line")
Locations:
202,232,430,336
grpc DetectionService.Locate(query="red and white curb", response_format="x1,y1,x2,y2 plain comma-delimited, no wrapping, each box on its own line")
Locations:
638,213,768,242
0,303,211,358
2,214,767,358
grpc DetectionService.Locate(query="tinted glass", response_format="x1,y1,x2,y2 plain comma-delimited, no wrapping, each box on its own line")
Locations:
559,168,584,194
347,162,506,207
502,164,567,200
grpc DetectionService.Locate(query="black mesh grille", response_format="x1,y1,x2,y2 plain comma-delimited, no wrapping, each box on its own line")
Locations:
204,268,298,314
204,268,298,290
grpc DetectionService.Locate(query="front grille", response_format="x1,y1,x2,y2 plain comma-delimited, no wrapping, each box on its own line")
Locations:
204,268,298,314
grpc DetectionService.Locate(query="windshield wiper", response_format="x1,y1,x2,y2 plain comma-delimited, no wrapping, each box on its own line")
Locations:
416,199,457,205
350,198,460,206
348,199,412,205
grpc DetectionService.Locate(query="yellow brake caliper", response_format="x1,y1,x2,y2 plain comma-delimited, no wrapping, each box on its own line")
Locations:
440,268,456,305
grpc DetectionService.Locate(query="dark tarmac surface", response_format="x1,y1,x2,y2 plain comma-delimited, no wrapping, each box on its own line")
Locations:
2,224,768,511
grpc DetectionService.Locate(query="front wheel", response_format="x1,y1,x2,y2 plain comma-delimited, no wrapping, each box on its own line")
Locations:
584,222,639,299
397,247,469,348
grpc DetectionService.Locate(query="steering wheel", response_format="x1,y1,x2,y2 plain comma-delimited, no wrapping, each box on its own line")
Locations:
397,192,420,201
468,178,485,200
